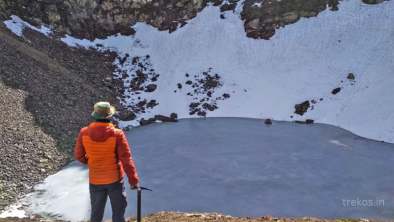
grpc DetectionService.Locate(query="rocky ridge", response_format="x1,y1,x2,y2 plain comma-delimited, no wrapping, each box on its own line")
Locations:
0,0,389,41
241,0,388,40
0,0,209,40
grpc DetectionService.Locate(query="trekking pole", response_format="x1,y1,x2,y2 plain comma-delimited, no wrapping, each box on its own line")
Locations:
136,186,152,222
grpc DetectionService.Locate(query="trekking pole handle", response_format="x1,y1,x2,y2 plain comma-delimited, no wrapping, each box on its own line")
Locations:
140,186,153,191
132,186,152,191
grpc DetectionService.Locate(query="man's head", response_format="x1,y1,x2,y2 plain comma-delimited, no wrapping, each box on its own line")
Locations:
91,101,116,121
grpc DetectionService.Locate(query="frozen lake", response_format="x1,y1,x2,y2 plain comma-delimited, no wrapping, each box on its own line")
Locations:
7,118,394,221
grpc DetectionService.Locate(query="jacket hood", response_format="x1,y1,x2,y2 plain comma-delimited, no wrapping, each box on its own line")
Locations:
87,122,115,142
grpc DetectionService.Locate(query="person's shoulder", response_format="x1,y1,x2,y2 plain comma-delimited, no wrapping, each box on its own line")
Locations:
113,127,126,137
79,126,89,134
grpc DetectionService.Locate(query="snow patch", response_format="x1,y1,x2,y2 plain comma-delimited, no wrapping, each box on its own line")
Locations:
0,204,26,218
3,15,52,37
12,162,91,221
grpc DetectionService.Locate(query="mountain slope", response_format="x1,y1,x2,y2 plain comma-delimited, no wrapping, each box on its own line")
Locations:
0,23,119,209
56,0,394,142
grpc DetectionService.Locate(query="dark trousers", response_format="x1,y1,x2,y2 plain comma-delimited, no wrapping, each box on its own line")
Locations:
89,179,127,222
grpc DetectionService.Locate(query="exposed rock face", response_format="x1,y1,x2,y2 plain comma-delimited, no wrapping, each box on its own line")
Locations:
0,0,388,40
0,0,207,40
241,0,342,39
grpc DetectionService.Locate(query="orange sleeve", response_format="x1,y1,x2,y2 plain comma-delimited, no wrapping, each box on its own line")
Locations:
74,129,88,164
116,130,140,186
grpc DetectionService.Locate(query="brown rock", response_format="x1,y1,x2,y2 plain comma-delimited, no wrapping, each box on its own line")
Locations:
294,100,310,116
347,73,355,80
117,110,136,121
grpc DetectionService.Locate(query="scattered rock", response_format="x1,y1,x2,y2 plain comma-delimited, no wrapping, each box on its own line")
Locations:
146,100,159,109
117,55,161,117
264,118,273,125
139,117,156,126
305,119,314,124
294,100,310,116
295,119,315,124
145,84,157,92
202,103,218,111
222,93,230,99
155,115,177,122
117,110,136,121
170,113,178,120
220,2,237,12
347,73,355,80
190,102,200,109
197,110,207,117
331,87,341,95
211,0,224,6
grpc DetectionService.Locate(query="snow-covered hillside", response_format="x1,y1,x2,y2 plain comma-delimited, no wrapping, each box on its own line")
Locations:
5,0,394,142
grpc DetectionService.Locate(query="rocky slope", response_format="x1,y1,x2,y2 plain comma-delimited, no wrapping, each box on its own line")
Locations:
0,23,119,210
0,0,209,39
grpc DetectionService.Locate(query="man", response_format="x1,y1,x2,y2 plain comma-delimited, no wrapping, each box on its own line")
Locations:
74,101,139,222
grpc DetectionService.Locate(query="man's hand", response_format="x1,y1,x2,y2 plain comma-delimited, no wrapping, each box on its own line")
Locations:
131,183,140,190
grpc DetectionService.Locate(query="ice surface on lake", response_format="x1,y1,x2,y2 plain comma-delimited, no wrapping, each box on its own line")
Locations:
14,119,394,221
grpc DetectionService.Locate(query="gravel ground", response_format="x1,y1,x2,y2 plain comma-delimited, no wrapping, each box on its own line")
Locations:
0,24,119,210
133,212,383,222
0,212,386,222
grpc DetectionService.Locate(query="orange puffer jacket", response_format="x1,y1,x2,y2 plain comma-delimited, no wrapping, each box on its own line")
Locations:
74,122,139,186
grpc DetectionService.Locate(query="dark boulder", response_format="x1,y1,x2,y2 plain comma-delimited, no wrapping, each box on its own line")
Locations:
222,93,230,99
331,87,341,95
155,115,177,122
264,118,273,125
117,110,136,121
347,73,355,80
140,118,156,126
294,100,310,116
305,119,314,124
145,84,157,93
170,113,178,120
